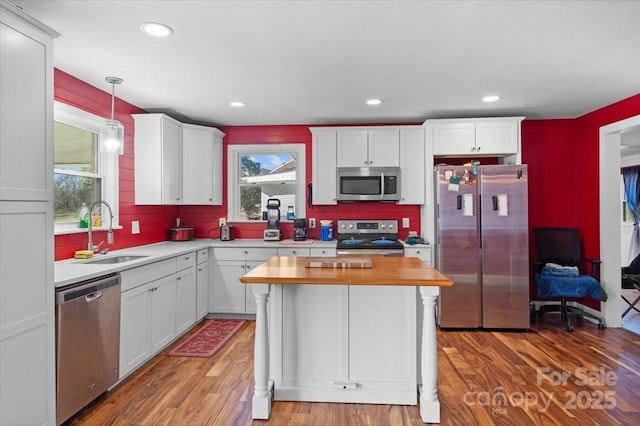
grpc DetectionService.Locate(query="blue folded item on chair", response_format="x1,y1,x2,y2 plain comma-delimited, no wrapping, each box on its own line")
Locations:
534,273,602,300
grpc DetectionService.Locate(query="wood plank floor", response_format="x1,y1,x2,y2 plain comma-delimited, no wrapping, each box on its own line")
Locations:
66,316,640,426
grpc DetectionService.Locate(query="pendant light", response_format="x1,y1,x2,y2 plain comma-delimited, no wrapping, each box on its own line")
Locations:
100,76,124,155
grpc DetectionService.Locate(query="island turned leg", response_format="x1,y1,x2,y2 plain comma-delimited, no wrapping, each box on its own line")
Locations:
419,286,440,423
252,284,273,419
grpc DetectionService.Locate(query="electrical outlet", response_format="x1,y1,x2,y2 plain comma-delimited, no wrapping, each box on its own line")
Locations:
131,220,140,234
402,217,410,228
219,217,226,227
309,218,316,228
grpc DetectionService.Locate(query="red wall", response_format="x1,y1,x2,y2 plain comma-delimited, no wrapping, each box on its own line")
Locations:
522,93,640,307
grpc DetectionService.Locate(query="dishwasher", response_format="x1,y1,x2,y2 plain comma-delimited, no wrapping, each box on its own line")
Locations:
55,272,121,425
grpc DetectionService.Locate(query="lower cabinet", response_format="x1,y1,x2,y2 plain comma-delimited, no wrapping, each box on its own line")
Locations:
175,265,196,336
211,248,277,314
120,274,176,379
403,245,432,266
271,284,417,404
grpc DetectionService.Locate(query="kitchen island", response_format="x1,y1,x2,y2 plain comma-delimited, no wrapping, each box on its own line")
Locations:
239,256,453,423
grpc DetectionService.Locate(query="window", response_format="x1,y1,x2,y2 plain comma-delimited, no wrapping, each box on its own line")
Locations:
54,102,119,233
227,144,306,222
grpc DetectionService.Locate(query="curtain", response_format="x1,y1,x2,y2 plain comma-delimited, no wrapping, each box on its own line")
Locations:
623,167,640,264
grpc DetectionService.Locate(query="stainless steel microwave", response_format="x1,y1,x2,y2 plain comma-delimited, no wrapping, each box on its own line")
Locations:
336,167,401,201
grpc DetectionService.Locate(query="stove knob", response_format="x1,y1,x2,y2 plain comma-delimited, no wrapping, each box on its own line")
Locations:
348,224,354,229
381,224,386,229
388,223,394,229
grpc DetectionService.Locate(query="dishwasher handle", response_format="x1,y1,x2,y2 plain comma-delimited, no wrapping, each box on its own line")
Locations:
56,273,121,305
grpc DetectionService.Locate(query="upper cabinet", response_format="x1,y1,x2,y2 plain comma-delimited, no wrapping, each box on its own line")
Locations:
337,128,400,167
427,117,524,161
133,114,224,205
311,126,425,205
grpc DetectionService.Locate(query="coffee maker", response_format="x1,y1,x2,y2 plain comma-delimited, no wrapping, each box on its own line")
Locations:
264,198,282,241
293,218,307,241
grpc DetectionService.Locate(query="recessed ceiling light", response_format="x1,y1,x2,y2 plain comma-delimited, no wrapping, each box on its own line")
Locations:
366,99,383,105
230,101,245,108
140,22,173,37
482,95,500,103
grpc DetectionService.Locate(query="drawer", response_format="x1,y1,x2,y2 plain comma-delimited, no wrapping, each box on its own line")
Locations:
121,258,176,292
309,248,336,257
214,247,277,261
404,247,432,265
176,251,197,271
277,248,310,257
196,248,209,264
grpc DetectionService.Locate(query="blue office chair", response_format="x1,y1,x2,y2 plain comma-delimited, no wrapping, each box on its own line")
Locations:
532,227,606,332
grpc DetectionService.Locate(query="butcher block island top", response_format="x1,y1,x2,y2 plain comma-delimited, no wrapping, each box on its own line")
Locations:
239,256,453,286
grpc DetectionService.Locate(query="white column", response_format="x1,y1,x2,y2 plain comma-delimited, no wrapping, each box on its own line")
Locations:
419,286,440,423
252,284,273,419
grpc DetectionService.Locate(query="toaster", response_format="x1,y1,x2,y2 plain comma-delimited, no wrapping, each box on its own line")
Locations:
220,225,234,241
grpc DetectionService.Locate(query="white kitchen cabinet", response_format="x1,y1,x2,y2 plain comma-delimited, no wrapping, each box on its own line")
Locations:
120,274,176,379
0,5,57,425
211,248,277,314
398,127,426,205
133,114,224,205
175,252,197,336
404,245,432,266
196,248,210,320
277,247,336,257
134,113,182,204
336,128,400,167
310,247,337,257
429,117,524,158
182,124,224,205
310,128,338,205
272,284,416,404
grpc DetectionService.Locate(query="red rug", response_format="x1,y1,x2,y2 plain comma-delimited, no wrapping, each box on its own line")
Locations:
167,319,247,358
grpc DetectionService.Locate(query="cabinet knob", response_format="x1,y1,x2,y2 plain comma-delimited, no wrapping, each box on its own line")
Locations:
292,250,297,254
471,147,476,152
477,146,481,152
198,267,203,272
177,277,181,280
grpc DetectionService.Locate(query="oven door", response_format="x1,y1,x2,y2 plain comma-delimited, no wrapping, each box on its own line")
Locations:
337,167,401,201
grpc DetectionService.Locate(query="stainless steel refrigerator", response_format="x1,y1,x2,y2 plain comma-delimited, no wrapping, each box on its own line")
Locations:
435,164,529,329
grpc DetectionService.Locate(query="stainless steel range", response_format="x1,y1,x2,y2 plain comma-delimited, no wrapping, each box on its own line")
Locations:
336,219,403,257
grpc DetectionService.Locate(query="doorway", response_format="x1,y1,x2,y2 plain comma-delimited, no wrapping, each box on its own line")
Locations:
599,114,640,330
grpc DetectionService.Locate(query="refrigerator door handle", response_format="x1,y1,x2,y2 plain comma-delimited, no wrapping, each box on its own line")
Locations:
456,194,462,210
492,195,498,211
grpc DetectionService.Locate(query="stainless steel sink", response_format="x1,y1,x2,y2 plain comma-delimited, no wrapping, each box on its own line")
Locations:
81,255,148,264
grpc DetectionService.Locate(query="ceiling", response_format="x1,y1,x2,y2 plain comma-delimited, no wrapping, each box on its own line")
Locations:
9,0,640,127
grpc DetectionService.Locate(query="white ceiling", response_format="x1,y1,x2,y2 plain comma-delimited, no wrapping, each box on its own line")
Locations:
9,0,640,127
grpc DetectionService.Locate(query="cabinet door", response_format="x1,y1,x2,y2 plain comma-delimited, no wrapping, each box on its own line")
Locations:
0,15,52,201
279,285,348,390
398,127,425,204
431,121,476,155
196,261,209,320
475,120,518,155
212,260,246,313
244,261,263,314
182,125,215,205
309,248,336,257
150,275,176,354
337,130,369,167
119,284,152,379
311,129,337,205
348,285,416,401
161,118,182,204
175,267,196,335
368,129,400,167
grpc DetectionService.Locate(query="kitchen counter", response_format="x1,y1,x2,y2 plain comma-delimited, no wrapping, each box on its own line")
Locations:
55,239,337,287
239,256,452,423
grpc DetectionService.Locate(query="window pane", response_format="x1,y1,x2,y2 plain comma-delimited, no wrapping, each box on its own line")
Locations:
54,121,98,173
53,174,101,222
238,153,297,220
240,183,297,220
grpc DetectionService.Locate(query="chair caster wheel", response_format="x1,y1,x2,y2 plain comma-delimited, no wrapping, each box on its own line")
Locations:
567,325,575,332
598,323,605,330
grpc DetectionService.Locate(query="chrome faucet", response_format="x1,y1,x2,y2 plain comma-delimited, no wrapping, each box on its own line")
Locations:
88,201,115,252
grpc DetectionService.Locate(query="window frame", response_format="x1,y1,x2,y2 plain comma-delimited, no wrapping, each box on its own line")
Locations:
227,143,306,223
53,101,120,234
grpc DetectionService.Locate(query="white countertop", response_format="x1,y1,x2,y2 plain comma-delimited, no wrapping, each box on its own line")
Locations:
55,238,337,288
